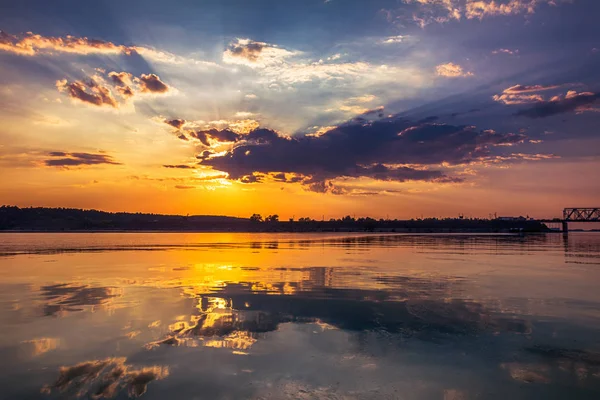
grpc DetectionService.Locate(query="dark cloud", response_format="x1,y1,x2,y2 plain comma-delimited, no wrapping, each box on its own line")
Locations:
199,117,526,191
240,174,263,184
56,79,118,108
164,118,185,130
137,73,169,93
163,164,195,169
175,185,195,189
450,108,481,118
227,40,264,61
44,152,121,167
189,128,241,146
272,172,287,182
516,92,600,118
418,116,439,123
196,150,214,160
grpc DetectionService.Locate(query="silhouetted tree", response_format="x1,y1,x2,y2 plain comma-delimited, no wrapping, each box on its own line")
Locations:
265,214,279,223
250,214,263,223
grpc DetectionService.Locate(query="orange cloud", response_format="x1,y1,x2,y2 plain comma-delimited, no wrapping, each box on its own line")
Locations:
503,84,560,93
466,0,554,19
108,71,132,86
57,71,171,106
493,85,598,111
493,93,544,105
402,0,568,26
517,91,600,118
136,73,169,93
435,62,473,77
0,30,131,56
0,30,214,67
56,79,118,108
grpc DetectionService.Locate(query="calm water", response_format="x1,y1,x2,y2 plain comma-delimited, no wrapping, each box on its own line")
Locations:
1,233,600,400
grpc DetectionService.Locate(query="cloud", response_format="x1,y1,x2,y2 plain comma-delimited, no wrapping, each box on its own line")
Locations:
516,91,600,118
223,38,296,67
44,152,121,167
403,0,462,26
175,185,195,189
56,79,118,108
493,93,544,105
234,111,257,118
107,71,134,98
348,94,377,103
0,30,130,56
107,71,132,87
222,38,419,87
492,84,600,116
136,73,169,93
226,39,264,61
164,118,186,130
198,116,527,193
465,0,559,19
57,71,171,107
116,85,134,98
503,84,561,93
381,35,408,44
436,62,473,77
163,164,195,169
190,128,242,146
400,0,569,26
0,30,218,67
492,48,519,55
493,84,563,104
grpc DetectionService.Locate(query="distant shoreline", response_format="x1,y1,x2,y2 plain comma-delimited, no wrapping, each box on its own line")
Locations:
0,229,543,234
1,205,552,233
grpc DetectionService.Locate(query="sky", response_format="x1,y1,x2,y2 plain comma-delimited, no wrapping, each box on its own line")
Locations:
1,0,599,219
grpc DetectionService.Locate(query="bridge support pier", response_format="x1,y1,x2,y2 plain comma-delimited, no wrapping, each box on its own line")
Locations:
562,221,569,235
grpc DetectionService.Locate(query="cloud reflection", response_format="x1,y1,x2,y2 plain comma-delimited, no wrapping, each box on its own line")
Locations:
39,283,121,316
148,274,530,353
42,357,168,399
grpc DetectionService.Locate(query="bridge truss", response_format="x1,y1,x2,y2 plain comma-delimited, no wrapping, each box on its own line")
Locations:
563,208,600,222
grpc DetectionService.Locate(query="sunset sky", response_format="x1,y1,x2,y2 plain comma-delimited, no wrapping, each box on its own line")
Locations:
1,0,599,219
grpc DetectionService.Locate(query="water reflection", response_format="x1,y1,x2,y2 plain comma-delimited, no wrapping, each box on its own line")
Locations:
41,358,168,399
500,346,600,387
39,284,121,317
0,233,599,399
4,231,600,256
147,280,532,356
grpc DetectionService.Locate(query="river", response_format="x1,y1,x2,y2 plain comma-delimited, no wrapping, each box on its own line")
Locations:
1,233,599,399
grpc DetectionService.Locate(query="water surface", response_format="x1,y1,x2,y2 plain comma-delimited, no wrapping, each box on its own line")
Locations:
1,233,600,399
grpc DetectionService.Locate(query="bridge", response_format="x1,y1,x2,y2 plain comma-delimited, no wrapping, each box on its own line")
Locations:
540,208,600,233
